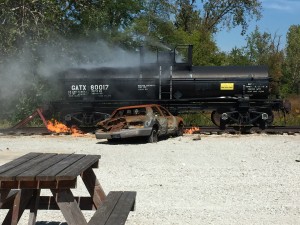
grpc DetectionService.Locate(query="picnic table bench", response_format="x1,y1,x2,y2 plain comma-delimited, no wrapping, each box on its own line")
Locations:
0,153,136,225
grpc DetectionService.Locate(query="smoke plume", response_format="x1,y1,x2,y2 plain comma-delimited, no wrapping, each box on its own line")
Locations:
0,37,141,118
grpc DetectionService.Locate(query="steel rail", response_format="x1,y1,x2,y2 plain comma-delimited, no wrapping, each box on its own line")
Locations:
0,126,300,136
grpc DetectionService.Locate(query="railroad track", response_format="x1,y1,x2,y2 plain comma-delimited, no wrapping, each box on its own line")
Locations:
0,127,51,135
194,126,300,135
0,126,300,136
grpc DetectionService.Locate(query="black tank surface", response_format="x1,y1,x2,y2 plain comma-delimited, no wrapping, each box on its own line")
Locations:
61,65,269,101
61,66,158,101
172,65,270,99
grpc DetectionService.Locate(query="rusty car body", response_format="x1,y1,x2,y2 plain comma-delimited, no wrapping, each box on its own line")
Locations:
95,104,184,143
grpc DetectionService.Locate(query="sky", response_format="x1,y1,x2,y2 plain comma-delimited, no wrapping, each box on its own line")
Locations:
214,0,300,52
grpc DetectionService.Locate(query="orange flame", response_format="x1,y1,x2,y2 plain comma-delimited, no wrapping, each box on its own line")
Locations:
70,125,84,137
47,120,83,136
184,127,200,134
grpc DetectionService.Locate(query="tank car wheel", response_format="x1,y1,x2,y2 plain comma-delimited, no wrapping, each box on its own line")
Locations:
253,110,274,128
220,120,226,130
259,121,266,130
212,111,228,129
148,128,158,143
211,111,221,127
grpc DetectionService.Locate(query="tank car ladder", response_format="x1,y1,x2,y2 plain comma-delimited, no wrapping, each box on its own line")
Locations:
159,66,173,100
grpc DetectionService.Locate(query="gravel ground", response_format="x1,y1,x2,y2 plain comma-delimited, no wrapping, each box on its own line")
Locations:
0,133,300,225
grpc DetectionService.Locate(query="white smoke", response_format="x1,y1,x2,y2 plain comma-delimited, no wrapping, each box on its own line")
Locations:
0,37,143,117
1,38,140,85
36,38,142,77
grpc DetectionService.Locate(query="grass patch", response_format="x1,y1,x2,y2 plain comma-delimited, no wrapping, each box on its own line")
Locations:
0,119,12,129
0,118,46,129
275,95,300,126
180,112,214,127
273,112,300,126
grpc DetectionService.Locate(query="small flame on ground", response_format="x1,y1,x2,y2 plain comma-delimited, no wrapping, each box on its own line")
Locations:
184,127,200,134
70,125,84,136
47,120,83,136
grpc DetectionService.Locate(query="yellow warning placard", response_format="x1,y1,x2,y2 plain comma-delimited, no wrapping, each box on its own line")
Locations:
220,83,234,90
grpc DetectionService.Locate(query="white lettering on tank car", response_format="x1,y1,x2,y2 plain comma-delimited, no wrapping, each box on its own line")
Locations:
138,84,156,91
90,84,109,94
71,85,87,91
68,90,87,97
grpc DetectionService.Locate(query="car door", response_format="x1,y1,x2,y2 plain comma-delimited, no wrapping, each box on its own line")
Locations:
152,106,168,134
159,106,177,134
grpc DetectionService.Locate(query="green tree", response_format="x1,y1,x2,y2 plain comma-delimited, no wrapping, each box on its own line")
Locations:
200,0,262,34
0,0,73,120
0,0,71,57
283,25,300,95
71,0,142,47
130,0,177,47
244,27,284,96
245,27,271,64
226,47,250,65
181,29,222,65
175,0,201,33
173,0,263,65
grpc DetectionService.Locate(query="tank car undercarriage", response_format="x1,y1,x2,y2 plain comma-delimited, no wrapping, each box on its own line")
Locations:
209,97,283,130
181,100,286,130
49,96,288,131
211,108,273,130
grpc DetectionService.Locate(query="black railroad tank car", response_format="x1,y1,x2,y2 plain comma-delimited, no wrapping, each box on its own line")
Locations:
50,45,287,129
63,66,269,100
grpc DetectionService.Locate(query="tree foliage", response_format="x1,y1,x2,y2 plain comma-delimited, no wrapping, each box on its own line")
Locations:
69,0,143,46
130,0,177,47
172,0,262,65
0,0,265,57
283,25,300,95
199,0,262,34
177,29,224,65
175,0,201,33
244,27,284,95
226,47,250,65
0,0,72,57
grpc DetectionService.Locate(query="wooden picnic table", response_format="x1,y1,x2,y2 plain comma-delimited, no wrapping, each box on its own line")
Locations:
0,152,136,225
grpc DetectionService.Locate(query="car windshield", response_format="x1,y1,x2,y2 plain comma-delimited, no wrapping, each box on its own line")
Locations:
112,107,147,118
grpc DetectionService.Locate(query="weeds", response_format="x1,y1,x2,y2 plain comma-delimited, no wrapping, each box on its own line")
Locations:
0,119,12,129
180,112,214,127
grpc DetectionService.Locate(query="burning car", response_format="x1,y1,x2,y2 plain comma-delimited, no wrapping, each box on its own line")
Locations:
95,104,184,143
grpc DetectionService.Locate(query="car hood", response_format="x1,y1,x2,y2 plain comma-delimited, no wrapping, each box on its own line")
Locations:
97,116,148,132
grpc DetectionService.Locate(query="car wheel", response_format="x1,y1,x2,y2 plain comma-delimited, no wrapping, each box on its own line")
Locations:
148,128,158,143
176,123,184,136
